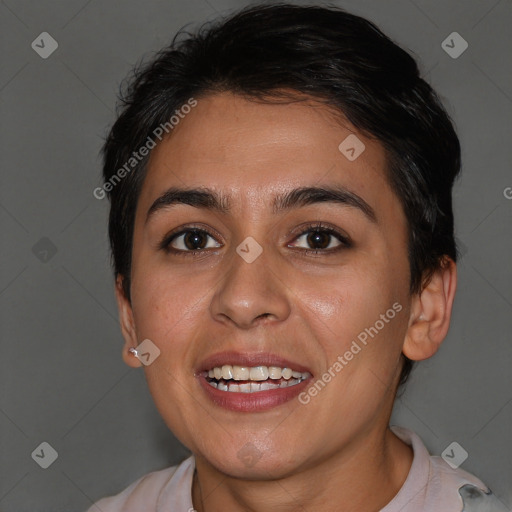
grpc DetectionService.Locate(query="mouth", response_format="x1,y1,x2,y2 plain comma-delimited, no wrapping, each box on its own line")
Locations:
205,364,311,393
197,352,313,412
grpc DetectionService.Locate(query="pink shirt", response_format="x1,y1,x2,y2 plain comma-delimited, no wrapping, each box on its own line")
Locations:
86,426,508,511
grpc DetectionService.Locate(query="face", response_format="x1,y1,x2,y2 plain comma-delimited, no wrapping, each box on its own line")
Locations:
120,92,414,478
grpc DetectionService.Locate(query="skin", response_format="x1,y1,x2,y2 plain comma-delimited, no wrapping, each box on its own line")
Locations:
115,92,457,512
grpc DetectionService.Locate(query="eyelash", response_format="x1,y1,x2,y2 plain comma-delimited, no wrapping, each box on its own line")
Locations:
159,221,352,257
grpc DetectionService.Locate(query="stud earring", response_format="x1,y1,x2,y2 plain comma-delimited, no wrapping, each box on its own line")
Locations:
128,347,139,358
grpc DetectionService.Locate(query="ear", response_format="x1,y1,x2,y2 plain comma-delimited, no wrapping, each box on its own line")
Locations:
403,257,457,361
114,275,142,368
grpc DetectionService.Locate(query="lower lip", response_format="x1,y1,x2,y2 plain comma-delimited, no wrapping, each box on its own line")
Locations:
198,375,311,412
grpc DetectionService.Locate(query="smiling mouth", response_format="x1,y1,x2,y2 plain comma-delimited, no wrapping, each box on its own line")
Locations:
205,364,311,393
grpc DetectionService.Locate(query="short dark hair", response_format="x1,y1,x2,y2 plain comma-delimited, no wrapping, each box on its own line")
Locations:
101,3,461,389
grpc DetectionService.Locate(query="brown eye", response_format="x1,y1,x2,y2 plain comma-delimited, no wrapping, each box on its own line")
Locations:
161,228,221,253
305,230,333,249
289,224,351,253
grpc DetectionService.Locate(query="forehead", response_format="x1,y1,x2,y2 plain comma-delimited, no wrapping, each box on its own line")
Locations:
138,92,398,220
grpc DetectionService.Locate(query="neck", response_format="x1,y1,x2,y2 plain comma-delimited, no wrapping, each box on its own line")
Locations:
192,425,413,512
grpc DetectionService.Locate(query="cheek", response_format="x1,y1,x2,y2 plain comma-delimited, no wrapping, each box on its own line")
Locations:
297,266,406,375
297,265,388,330
130,258,206,335
128,270,205,440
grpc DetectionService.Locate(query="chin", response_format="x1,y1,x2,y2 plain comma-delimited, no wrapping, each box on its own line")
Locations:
198,441,307,480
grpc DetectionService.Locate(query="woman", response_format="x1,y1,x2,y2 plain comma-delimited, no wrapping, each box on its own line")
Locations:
87,4,507,511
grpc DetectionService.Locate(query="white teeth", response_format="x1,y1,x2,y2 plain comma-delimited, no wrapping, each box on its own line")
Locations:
206,363,310,392
249,366,269,381
233,365,249,380
221,365,233,380
268,366,282,379
260,380,278,391
206,364,311,393
250,382,260,392
282,368,292,380
238,382,251,393
229,382,240,393
207,378,304,392
281,378,301,388
206,364,309,382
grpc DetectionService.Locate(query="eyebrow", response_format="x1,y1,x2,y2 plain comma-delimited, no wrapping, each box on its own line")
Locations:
145,185,377,224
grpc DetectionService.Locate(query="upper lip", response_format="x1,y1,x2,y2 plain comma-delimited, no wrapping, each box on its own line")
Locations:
197,351,313,375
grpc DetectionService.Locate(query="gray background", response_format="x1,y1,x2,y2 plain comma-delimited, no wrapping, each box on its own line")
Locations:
0,0,511,510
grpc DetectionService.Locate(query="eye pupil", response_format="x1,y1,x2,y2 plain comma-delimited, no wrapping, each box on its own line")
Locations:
307,230,330,249
185,230,207,250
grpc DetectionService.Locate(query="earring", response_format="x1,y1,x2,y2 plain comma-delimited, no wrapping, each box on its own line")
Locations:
128,347,139,358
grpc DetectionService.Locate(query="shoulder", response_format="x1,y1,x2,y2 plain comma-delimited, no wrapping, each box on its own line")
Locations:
457,482,509,512
388,426,508,512
429,456,508,511
85,456,195,512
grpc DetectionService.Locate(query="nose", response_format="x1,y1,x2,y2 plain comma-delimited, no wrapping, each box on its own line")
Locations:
209,243,292,329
